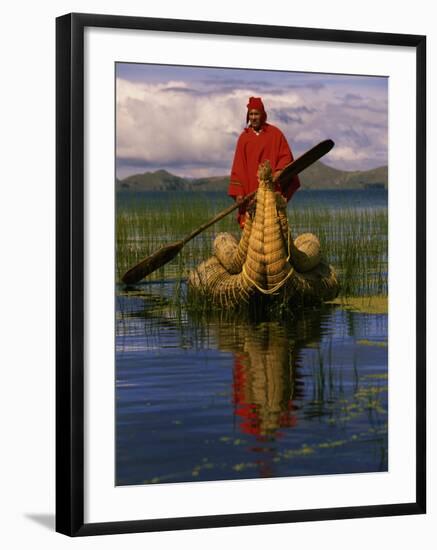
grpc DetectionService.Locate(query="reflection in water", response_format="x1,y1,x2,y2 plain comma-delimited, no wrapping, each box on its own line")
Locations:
231,326,299,439
116,285,388,485
216,321,306,440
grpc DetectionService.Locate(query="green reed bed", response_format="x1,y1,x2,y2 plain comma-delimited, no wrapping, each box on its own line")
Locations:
116,193,387,299
116,194,235,282
288,206,387,296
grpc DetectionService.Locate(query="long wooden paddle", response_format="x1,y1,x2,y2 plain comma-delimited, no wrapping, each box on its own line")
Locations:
121,139,334,284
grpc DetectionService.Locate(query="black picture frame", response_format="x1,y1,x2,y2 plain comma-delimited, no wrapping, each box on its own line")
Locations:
56,12,426,537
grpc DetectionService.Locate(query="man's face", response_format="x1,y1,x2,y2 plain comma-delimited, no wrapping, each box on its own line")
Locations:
248,109,262,131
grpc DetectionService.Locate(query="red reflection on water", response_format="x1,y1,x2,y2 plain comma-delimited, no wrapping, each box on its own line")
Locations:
232,352,299,440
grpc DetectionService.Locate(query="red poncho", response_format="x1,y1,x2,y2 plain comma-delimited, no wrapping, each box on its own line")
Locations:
228,123,300,227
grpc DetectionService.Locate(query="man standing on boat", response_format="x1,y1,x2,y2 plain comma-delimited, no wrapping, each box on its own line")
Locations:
228,97,300,228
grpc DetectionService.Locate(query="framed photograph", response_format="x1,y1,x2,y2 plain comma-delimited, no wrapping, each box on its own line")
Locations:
56,12,426,536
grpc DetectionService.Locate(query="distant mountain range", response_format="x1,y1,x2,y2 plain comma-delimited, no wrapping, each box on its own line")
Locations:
116,162,388,192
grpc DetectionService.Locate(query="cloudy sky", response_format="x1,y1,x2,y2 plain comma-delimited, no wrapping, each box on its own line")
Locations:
116,63,388,179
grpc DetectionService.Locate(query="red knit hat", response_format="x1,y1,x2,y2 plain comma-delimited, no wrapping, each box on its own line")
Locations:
246,97,267,125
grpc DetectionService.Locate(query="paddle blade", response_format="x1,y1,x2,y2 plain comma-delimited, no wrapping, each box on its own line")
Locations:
121,240,184,285
276,139,335,191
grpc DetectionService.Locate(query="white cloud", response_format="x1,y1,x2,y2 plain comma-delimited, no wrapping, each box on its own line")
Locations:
117,78,245,168
116,75,388,176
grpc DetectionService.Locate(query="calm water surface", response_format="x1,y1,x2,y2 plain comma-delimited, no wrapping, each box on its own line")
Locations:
118,188,388,211
116,288,387,485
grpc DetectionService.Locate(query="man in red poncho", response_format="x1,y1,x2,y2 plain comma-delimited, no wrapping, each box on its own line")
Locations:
228,97,300,228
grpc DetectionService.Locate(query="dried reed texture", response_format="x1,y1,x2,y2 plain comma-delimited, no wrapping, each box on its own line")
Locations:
287,260,339,302
291,233,322,273
213,214,253,274
187,255,254,307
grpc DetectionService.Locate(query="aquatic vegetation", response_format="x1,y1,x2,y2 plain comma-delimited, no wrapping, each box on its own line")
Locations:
116,191,387,299
328,295,388,314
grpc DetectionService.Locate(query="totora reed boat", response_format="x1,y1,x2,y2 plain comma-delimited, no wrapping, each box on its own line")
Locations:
188,160,340,309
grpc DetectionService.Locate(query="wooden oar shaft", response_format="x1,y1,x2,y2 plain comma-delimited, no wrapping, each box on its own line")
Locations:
182,191,256,245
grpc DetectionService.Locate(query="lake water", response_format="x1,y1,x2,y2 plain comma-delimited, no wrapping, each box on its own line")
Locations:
116,189,388,486
117,188,388,212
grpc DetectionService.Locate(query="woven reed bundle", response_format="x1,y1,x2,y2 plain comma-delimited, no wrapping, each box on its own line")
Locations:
262,176,290,290
284,259,339,302
213,233,239,270
213,215,253,274
244,175,267,289
188,254,254,308
290,233,322,273
188,215,255,308
277,207,291,242
243,161,293,293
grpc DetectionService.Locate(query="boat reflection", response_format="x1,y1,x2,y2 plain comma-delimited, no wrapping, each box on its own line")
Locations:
117,285,332,444
213,308,329,442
